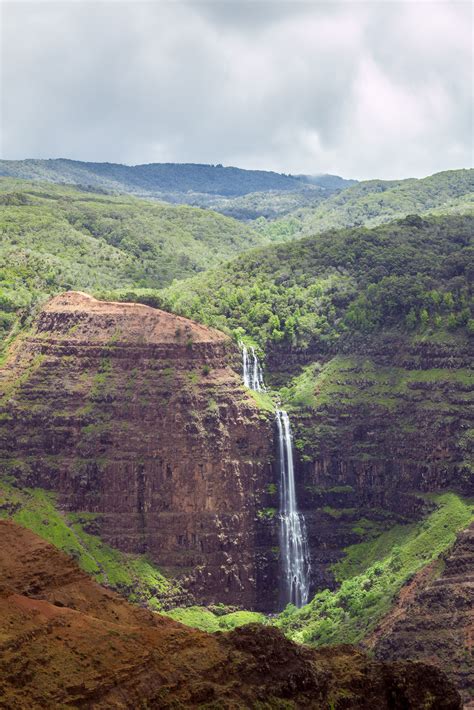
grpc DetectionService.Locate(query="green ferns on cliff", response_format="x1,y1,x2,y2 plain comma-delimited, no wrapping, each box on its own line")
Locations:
276,492,473,646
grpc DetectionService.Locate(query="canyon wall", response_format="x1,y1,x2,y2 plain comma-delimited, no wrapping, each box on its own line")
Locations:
0,292,275,608
269,336,473,594
372,522,474,707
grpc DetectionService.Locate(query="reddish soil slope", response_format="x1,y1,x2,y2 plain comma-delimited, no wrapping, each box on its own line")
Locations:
0,521,462,709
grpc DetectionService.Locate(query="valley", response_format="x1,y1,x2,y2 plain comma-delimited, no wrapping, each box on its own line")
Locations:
0,164,472,707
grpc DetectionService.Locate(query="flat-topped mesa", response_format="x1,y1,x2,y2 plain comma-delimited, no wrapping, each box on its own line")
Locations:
1,292,275,609
31,291,231,362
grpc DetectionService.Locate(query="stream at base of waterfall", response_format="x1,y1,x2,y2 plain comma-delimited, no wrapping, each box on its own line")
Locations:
240,343,311,608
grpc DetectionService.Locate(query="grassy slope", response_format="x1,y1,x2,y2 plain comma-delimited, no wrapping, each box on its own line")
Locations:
276,492,473,646
165,606,266,632
0,478,180,610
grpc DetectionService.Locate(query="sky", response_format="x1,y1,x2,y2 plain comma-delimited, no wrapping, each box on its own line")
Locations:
1,0,472,180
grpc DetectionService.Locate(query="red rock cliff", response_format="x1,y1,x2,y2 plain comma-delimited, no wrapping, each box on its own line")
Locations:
0,292,274,607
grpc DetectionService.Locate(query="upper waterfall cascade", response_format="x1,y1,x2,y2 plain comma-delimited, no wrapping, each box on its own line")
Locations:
240,344,311,608
241,343,265,391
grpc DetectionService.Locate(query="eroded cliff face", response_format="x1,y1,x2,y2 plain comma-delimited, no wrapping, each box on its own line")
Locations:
372,523,474,707
0,292,274,608
0,521,462,710
282,337,474,594
229,333,473,603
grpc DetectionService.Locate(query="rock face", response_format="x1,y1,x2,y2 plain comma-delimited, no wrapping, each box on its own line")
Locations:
0,521,462,710
372,523,474,707
0,292,275,608
281,337,474,594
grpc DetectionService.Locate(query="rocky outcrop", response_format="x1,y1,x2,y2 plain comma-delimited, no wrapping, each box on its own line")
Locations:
0,521,462,709
372,522,474,707
0,292,275,608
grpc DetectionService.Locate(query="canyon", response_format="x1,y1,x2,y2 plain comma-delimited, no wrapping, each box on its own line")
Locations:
1,290,472,704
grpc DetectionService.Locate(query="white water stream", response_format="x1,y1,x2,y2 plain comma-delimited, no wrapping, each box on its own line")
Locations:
241,343,265,391
240,343,311,607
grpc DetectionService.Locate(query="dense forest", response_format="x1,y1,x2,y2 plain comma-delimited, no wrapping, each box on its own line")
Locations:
109,214,473,358
258,168,474,238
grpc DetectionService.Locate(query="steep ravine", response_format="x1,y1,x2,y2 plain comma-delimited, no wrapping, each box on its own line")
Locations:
1,290,472,703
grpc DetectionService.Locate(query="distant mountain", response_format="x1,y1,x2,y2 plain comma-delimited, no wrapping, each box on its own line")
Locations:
0,158,352,197
296,173,358,190
255,168,474,239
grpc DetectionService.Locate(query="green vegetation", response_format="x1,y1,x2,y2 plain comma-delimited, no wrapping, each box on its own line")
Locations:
0,477,178,609
166,605,266,632
0,177,276,349
257,507,277,520
154,214,472,359
281,356,474,412
276,492,473,646
273,168,474,238
247,388,275,412
279,355,473,483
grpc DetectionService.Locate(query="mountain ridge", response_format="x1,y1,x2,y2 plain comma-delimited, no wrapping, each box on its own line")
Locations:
0,158,355,197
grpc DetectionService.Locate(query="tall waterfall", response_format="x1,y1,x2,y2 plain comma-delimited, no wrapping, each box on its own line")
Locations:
241,343,265,391
276,410,311,608
240,344,311,608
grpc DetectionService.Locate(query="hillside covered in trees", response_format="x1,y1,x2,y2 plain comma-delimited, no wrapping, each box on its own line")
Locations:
2,170,472,357
120,214,473,361
0,178,274,346
257,168,474,239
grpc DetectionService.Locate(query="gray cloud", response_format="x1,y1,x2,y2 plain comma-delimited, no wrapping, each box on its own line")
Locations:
1,0,472,179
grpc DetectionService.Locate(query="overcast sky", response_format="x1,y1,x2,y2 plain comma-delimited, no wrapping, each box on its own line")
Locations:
1,0,472,179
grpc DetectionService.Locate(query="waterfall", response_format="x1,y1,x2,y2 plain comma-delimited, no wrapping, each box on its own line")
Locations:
241,343,265,391
240,343,311,608
276,410,311,608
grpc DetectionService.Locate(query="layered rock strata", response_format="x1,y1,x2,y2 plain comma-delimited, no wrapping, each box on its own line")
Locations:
283,339,473,592
372,522,474,707
0,292,274,607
